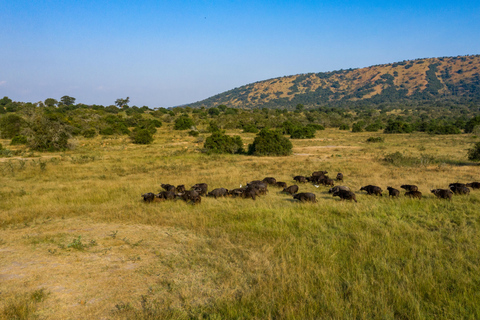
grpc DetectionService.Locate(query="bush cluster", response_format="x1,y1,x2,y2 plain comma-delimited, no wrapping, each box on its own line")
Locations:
204,132,244,154
248,128,292,156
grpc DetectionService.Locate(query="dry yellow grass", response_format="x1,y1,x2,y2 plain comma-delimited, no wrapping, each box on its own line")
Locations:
1,128,479,319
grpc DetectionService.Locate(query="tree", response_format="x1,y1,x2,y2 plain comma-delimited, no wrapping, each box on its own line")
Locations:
204,132,244,154
115,97,130,109
174,114,194,130
44,98,58,107
130,128,154,144
467,142,480,161
23,112,71,151
248,128,292,156
0,114,24,138
60,96,76,106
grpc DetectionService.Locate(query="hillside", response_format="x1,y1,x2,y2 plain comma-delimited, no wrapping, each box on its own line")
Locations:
187,55,480,109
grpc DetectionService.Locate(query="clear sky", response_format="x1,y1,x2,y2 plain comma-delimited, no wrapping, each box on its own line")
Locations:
1,0,479,108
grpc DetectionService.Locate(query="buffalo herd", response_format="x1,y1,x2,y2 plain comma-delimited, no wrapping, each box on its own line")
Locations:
142,171,479,204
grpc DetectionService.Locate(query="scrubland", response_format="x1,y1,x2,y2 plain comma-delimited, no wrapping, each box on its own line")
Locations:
1,128,479,319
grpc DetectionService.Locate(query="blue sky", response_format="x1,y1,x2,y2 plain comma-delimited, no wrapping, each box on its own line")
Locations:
1,0,479,108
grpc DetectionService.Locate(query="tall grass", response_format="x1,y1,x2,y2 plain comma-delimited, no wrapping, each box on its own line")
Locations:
1,129,480,319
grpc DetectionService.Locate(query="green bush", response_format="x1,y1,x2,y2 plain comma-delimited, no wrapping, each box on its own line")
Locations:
307,123,325,130
366,137,384,143
100,127,115,136
0,114,24,138
174,115,194,130
290,126,316,139
130,128,154,144
242,123,259,133
352,122,364,132
188,130,199,137
23,113,71,151
384,120,413,133
248,128,292,156
339,124,350,130
10,135,28,145
204,132,244,154
467,142,480,161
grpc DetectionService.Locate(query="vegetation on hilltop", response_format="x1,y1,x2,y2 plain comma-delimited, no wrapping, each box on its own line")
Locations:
187,55,480,109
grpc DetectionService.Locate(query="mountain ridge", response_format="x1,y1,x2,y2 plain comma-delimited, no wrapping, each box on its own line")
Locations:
186,55,480,109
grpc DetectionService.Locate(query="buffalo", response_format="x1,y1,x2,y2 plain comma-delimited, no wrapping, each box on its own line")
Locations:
157,191,176,200
283,185,299,195
142,192,156,202
312,171,328,177
336,173,344,181
400,184,418,192
360,185,383,196
191,183,208,196
207,188,229,199
450,185,470,195
329,186,350,193
262,177,277,185
182,189,201,203
332,190,357,202
176,185,186,193
161,183,176,192
431,189,453,200
466,182,480,189
387,187,400,197
247,181,268,195
293,176,307,183
275,181,287,188
405,190,422,199
320,177,335,187
293,192,317,203
241,187,257,200
229,187,246,197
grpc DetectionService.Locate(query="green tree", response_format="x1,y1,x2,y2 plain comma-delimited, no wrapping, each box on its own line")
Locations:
290,126,315,139
60,96,76,106
115,97,130,109
44,98,58,107
174,114,194,130
204,132,244,154
0,114,24,138
130,128,154,144
467,142,480,161
23,113,71,151
248,128,292,156
465,115,480,133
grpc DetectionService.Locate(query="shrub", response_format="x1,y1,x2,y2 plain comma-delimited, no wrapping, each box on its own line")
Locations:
366,137,384,143
174,115,194,130
384,120,413,133
188,130,199,137
100,127,115,136
339,124,350,130
0,114,24,138
365,123,383,132
10,135,28,145
130,128,154,144
248,128,292,156
307,123,325,130
352,122,364,132
467,142,480,161
23,113,71,151
290,126,316,139
204,132,244,154
242,123,259,133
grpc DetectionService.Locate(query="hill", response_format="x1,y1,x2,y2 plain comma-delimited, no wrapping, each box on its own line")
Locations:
187,55,480,109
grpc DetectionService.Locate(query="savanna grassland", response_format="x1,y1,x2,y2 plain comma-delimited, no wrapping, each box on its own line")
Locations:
1,128,480,319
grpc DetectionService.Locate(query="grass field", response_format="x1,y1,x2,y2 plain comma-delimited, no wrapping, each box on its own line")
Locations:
1,128,480,319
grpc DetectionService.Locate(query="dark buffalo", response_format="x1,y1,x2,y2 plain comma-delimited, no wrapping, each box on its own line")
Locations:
191,183,208,196
387,187,400,197
333,190,357,202
329,186,350,193
283,185,299,195
431,189,453,200
157,191,176,200
400,184,418,192
262,177,277,185
176,185,186,193
182,189,200,203
228,188,246,197
161,183,176,192
241,187,257,200
312,171,328,177
336,173,344,181
207,188,229,199
450,185,470,195
360,185,383,196
275,181,287,188
293,192,317,203
466,182,480,189
293,176,307,183
320,177,335,187
405,190,422,199
247,181,268,195
142,192,156,202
